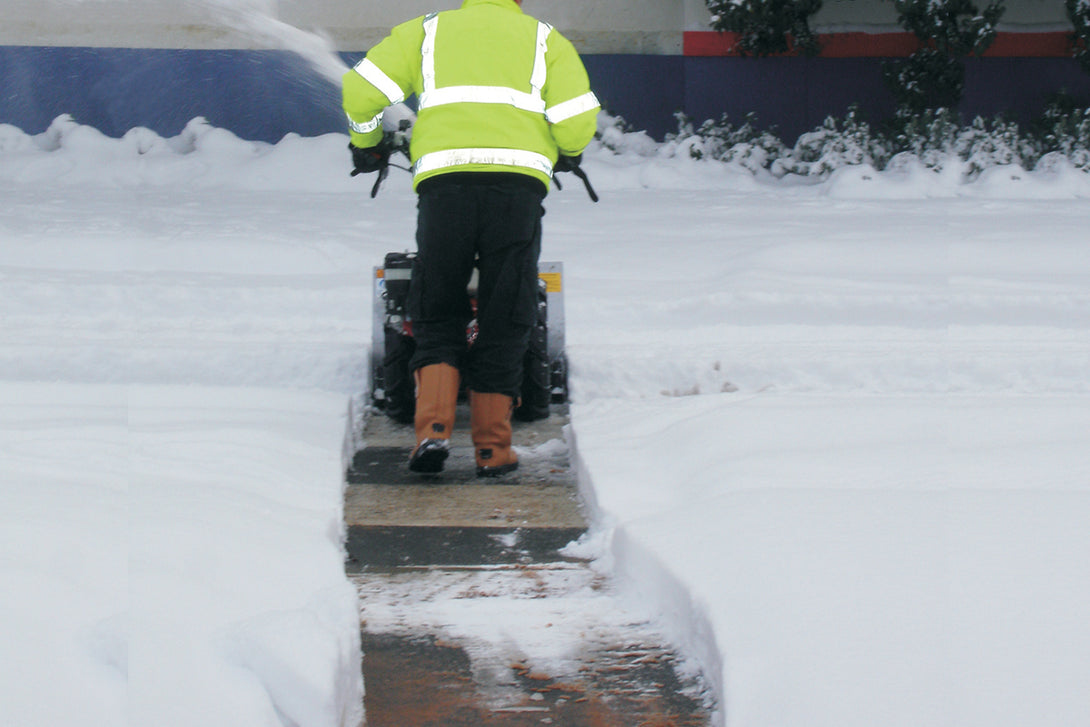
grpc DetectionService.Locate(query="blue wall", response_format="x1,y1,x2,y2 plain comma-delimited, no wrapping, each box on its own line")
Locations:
581,55,686,137
3,46,1088,144
0,46,346,141
682,57,899,141
591,55,1090,142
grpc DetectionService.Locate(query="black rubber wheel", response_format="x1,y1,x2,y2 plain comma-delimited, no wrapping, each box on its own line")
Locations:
515,280,550,422
370,357,385,409
550,353,569,404
382,328,416,424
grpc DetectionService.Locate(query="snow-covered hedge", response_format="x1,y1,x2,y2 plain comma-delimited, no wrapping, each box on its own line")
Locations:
634,100,1090,180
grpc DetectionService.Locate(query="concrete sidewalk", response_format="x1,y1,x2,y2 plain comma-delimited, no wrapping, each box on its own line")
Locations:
343,405,715,726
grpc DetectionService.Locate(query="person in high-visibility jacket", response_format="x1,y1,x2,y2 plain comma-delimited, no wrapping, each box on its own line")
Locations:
343,0,599,477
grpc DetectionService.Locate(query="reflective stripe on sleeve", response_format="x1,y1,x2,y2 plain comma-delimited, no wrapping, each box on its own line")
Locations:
413,148,554,177
346,110,383,135
353,57,405,105
545,91,601,124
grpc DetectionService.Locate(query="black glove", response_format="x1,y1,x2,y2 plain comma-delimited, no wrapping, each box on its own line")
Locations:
349,141,390,176
553,154,582,174
552,153,598,202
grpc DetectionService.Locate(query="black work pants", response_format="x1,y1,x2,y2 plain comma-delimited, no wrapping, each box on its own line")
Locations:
408,174,545,399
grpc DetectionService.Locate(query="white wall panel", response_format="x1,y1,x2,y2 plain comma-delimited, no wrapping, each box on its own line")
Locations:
0,0,1072,50
684,0,1068,32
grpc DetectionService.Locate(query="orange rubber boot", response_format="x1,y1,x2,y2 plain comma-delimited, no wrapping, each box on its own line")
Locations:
409,363,460,473
470,391,519,477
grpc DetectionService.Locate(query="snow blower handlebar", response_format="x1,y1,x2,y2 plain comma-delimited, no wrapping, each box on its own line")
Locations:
355,134,598,203
552,154,599,203
350,130,411,198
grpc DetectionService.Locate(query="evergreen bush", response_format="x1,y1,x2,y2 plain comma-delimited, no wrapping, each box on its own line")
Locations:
669,112,787,173
883,0,1006,110
596,112,659,156
955,116,1040,177
772,106,891,176
883,49,966,111
704,0,824,57
887,107,962,170
1067,0,1090,74
1029,95,1090,170
649,100,1090,178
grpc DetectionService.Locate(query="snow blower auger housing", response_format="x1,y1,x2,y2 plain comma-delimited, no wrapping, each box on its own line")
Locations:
370,252,568,423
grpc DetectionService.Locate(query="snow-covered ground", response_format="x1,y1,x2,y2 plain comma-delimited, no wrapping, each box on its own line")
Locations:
2,116,1089,727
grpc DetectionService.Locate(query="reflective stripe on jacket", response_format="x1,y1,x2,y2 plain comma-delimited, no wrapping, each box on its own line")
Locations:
342,0,599,191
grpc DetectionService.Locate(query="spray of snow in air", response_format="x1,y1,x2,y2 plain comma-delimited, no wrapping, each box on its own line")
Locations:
198,0,349,84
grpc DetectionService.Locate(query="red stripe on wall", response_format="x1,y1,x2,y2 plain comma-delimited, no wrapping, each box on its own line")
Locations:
683,30,1074,58
982,32,1074,57
819,32,920,58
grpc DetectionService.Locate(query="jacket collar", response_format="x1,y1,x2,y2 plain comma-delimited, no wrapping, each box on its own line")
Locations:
461,0,524,12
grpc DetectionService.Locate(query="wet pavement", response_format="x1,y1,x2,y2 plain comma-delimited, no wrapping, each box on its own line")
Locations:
344,404,715,726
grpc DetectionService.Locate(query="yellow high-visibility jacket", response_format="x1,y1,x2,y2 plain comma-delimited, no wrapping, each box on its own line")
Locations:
342,0,599,191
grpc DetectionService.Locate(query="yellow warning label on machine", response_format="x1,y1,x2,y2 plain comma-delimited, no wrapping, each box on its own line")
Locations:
538,271,562,293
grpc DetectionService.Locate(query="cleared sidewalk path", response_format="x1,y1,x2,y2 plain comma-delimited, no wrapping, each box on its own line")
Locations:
343,404,715,725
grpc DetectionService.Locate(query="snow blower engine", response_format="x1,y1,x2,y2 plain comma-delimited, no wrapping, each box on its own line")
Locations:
370,252,568,423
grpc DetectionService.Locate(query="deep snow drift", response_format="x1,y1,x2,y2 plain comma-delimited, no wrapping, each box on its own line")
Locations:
1,116,1088,727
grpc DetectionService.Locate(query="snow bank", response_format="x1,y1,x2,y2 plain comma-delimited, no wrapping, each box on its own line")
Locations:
4,113,1089,198
0,384,364,727
575,394,1090,727
823,159,1090,199
0,117,357,192
0,384,127,726
127,386,362,727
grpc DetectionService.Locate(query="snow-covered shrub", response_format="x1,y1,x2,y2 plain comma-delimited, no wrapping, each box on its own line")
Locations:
886,109,1038,177
704,0,823,57
33,114,80,151
726,129,790,173
664,111,699,152
1068,0,1090,74
595,112,659,156
883,0,1005,110
0,124,33,153
1030,96,1090,170
955,116,1040,178
121,126,167,156
887,107,961,170
772,106,890,177
668,112,787,172
648,100,1090,180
